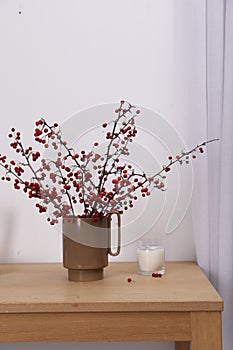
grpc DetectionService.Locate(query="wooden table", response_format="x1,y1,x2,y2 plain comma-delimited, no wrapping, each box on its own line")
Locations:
0,262,223,349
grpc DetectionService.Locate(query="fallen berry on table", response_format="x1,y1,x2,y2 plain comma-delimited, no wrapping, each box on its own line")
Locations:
152,273,159,278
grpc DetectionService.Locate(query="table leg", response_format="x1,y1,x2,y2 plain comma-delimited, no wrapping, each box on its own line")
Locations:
175,341,190,350
191,312,222,350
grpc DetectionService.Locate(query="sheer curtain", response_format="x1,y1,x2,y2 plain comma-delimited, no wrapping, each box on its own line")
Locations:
192,1,233,349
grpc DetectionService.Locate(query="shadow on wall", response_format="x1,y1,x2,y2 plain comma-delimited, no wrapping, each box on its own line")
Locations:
0,206,16,263
0,342,174,350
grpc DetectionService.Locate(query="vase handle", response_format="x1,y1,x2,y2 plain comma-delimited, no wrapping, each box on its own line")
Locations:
108,212,121,257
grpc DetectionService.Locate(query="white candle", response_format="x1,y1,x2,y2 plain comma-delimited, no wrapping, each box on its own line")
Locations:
137,245,165,275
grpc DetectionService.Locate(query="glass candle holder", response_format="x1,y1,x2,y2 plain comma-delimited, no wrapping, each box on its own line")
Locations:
137,241,165,275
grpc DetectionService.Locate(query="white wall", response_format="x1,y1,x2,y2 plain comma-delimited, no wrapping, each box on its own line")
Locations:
0,1,206,349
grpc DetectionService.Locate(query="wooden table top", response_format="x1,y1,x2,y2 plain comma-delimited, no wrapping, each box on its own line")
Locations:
0,262,223,314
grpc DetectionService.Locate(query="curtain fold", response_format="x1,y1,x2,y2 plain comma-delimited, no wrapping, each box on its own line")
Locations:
217,1,233,347
193,1,233,349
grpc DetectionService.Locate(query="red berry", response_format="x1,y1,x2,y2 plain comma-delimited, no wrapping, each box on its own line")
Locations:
152,273,159,278
94,142,99,147
127,277,132,283
102,123,107,128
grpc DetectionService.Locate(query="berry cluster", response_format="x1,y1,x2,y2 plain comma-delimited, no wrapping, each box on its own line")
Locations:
152,273,162,278
0,101,218,225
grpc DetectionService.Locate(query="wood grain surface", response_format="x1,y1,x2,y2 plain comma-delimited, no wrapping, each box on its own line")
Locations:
0,262,223,348
0,262,223,313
